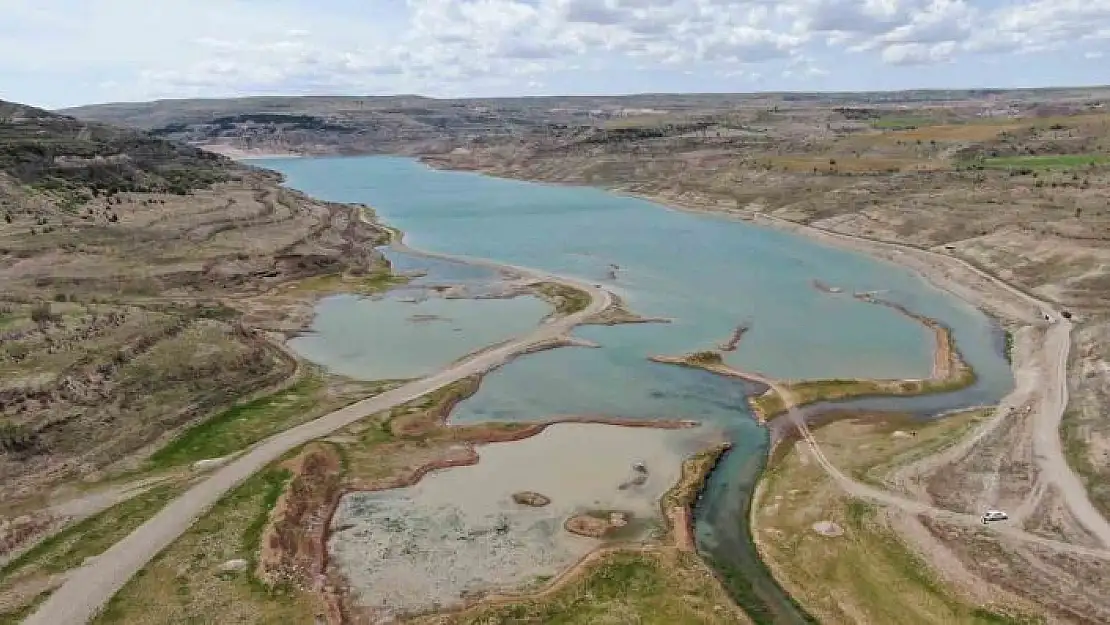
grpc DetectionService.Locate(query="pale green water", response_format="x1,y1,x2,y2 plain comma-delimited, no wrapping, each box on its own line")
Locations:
288,293,549,381
259,155,1014,624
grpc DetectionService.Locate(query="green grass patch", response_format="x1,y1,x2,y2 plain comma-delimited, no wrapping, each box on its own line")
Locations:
840,502,1041,625
0,484,179,582
754,366,976,420
93,465,308,625
853,409,991,486
452,550,740,625
533,282,592,315
238,468,293,583
760,416,1045,625
872,117,938,130
978,154,1110,170
148,377,324,468
283,270,408,296
1060,411,1110,517
147,376,402,470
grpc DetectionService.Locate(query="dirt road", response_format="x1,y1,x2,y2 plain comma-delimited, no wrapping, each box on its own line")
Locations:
749,213,1110,547
24,262,611,625
770,380,1110,561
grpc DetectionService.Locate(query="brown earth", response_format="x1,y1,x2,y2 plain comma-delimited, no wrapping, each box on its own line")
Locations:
0,99,396,568
511,491,551,507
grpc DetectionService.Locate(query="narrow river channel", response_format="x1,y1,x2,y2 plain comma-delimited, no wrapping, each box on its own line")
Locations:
258,155,1015,624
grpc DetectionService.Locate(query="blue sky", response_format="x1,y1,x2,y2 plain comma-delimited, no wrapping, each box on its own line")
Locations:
1,0,1107,109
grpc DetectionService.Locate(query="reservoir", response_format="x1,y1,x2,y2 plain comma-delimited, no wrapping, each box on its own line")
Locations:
258,155,1014,623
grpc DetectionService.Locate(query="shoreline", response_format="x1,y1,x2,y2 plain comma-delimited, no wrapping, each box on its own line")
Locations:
310,416,713,622
24,190,623,625
348,434,734,623
647,301,975,424
416,155,1048,325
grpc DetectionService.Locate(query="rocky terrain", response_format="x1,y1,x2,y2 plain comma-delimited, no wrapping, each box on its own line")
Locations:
0,99,392,510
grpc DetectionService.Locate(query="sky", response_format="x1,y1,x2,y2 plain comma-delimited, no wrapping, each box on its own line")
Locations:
1,0,1108,109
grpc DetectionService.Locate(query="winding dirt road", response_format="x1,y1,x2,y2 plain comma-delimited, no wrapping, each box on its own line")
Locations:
752,213,1110,548
26,205,1110,623
25,261,611,625
773,379,1110,560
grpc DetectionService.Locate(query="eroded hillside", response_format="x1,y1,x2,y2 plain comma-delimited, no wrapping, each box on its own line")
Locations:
0,100,391,505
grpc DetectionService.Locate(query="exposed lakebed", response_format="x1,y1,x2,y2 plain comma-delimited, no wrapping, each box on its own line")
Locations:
330,423,716,620
261,156,1015,623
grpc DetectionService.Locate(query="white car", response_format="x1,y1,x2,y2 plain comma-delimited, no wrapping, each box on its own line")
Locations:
981,510,1008,524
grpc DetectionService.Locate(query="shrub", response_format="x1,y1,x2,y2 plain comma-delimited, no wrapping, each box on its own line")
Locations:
0,421,39,453
30,301,58,324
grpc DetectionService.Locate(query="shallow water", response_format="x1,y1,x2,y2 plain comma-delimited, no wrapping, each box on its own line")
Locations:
288,293,549,380
329,423,710,618
261,155,1015,623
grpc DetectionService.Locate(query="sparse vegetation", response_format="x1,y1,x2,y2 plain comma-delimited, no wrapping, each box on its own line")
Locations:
755,413,1044,625
0,482,184,622
533,281,591,315
423,549,745,625
0,96,396,528
751,365,976,420
977,154,1110,170
687,350,724,365
93,467,312,625
146,374,405,470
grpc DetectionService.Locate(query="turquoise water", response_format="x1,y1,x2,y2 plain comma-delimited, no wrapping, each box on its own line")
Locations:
288,293,550,381
258,155,1014,624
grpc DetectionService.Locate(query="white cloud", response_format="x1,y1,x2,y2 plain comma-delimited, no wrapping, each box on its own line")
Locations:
0,0,1107,106
881,41,956,65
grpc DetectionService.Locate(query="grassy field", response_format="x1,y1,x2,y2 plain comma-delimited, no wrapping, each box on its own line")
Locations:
977,154,1110,170
0,483,184,623
92,467,315,625
0,484,179,581
533,282,592,315
276,269,408,296
424,549,744,625
147,373,405,470
754,412,1042,625
870,117,939,130
751,367,976,420
1060,410,1110,517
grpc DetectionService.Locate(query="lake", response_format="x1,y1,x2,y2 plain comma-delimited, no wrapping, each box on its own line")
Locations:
258,155,1014,623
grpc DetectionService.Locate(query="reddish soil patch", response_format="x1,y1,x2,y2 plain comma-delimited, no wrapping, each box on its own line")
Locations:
257,444,343,590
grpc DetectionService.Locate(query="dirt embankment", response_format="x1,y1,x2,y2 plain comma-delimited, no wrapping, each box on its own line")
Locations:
852,292,962,380
663,442,732,552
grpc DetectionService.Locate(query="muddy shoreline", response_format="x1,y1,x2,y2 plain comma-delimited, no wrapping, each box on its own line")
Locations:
316,417,707,623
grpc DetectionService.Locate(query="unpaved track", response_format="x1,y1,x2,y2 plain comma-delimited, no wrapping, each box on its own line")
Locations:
773,381,1110,561
25,262,611,625
751,213,1110,547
